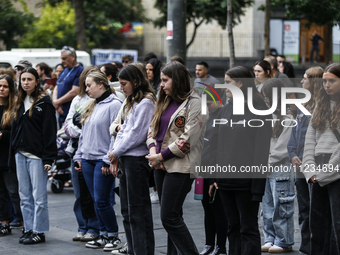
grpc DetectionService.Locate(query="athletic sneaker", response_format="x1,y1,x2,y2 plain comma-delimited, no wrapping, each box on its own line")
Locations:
23,232,45,245
85,235,108,249
0,223,11,236
73,231,85,241
103,236,123,251
80,232,98,242
111,243,128,254
261,242,274,252
150,191,159,204
19,230,32,243
9,219,22,229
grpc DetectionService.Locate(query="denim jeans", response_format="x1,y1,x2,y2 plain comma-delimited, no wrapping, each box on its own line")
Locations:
262,158,295,247
219,190,261,255
15,152,49,233
81,159,118,237
0,169,23,222
154,170,198,255
295,174,311,254
119,156,154,255
309,154,340,255
71,160,99,236
310,45,320,62
201,181,228,251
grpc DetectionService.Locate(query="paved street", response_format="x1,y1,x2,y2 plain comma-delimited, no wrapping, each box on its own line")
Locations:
0,181,302,254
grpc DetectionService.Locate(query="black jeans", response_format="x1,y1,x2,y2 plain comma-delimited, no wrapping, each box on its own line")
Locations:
219,190,261,255
119,156,154,255
154,170,198,255
295,176,310,254
201,181,228,251
309,154,340,255
0,169,22,222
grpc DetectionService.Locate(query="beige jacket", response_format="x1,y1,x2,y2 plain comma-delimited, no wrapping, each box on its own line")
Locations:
146,92,208,174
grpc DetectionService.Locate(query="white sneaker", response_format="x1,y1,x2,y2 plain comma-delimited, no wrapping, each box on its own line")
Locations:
261,242,273,252
150,191,159,204
85,235,108,249
80,232,98,242
112,243,128,254
103,236,123,251
72,232,85,241
268,244,292,253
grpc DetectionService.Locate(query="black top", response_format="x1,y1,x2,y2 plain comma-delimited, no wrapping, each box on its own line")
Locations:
0,105,12,170
209,99,272,202
9,95,57,168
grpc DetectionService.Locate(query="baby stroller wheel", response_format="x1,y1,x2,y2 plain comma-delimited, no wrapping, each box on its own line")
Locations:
51,179,64,193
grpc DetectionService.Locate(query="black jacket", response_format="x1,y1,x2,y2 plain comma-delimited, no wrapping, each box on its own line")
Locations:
0,105,11,170
10,95,57,168
210,100,272,202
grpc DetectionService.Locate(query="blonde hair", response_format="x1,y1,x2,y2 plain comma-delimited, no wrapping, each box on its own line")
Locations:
81,72,111,125
304,66,324,113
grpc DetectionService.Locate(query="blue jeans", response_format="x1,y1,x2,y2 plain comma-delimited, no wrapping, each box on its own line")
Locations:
71,160,99,235
119,156,155,255
81,159,118,237
310,45,320,62
15,152,49,233
262,158,295,247
154,170,198,255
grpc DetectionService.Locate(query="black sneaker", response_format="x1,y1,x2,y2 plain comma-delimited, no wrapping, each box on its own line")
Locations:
103,236,123,251
85,235,108,249
0,223,11,236
19,230,32,243
23,232,45,245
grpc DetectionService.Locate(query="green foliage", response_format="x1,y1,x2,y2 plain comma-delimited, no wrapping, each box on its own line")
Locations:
19,1,76,48
0,0,35,49
271,0,340,27
45,0,148,48
153,0,254,29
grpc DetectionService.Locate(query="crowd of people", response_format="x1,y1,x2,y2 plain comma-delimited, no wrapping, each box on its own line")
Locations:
0,48,340,255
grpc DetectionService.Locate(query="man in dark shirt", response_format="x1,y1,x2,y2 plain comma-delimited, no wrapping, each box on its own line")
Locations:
310,30,323,63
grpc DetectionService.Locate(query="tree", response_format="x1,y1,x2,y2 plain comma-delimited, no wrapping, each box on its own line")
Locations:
264,0,270,56
227,0,235,67
270,0,340,63
19,1,76,49
46,0,148,50
154,0,254,50
0,0,34,50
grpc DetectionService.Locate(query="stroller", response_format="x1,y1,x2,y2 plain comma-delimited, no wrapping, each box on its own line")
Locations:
48,137,72,193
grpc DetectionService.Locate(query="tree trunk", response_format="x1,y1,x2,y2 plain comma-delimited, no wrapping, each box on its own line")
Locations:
264,0,271,56
72,0,87,51
326,24,332,64
227,0,235,68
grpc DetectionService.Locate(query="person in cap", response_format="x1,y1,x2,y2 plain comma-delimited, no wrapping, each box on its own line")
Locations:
15,60,32,82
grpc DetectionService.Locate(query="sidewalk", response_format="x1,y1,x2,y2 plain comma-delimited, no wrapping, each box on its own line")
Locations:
0,183,302,254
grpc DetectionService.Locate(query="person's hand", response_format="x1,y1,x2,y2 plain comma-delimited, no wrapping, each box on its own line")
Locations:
308,175,317,184
53,99,60,109
116,125,121,132
56,106,64,115
0,131,2,140
108,152,116,164
75,161,82,172
291,156,301,171
44,165,51,171
101,166,110,176
110,157,120,177
145,153,158,168
209,183,218,197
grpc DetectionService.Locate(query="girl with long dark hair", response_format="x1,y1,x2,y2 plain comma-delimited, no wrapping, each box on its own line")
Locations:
10,67,57,244
0,74,22,236
210,66,272,255
261,79,296,253
146,61,207,254
302,63,340,254
109,64,156,254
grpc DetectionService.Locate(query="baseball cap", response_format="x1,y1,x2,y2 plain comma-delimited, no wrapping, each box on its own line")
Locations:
15,60,33,69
